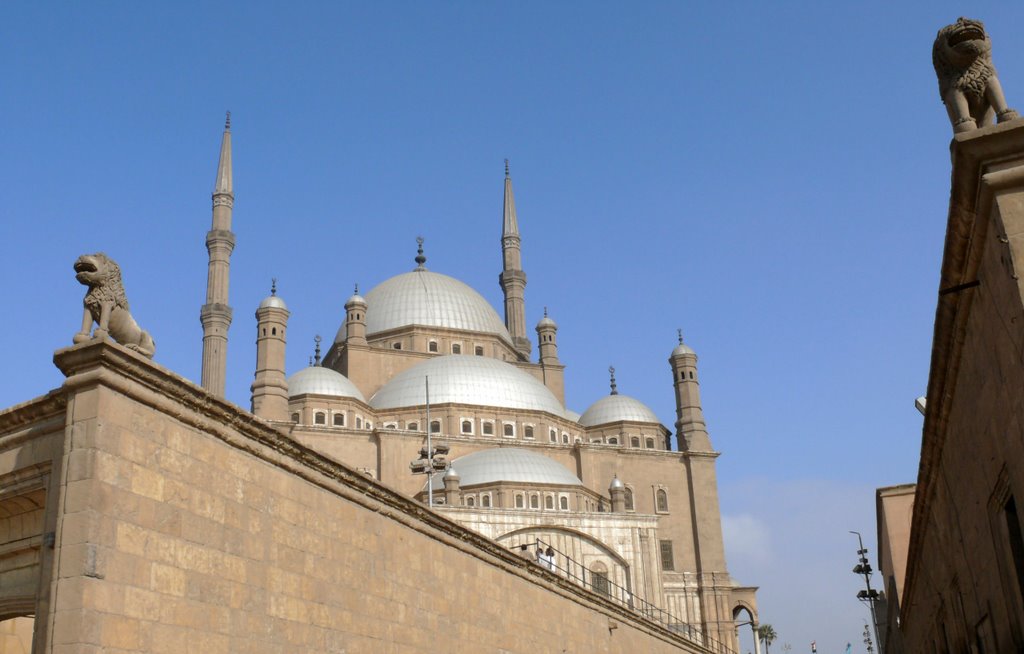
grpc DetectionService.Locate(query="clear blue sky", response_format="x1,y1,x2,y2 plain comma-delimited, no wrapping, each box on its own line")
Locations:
4,2,1023,651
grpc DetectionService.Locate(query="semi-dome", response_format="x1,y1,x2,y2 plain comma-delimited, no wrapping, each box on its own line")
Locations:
428,447,583,491
579,394,661,427
288,366,366,402
338,270,513,342
369,355,565,416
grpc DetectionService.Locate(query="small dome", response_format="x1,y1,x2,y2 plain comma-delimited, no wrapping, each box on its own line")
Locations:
579,394,661,427
287,366,366,402
609,475,624,490
259,295,287,310
443,467,460,480
537,315,557,329
345,293,367,308
369,355,564,416
672,342,695,356
428,448,582,491
338,270,513,343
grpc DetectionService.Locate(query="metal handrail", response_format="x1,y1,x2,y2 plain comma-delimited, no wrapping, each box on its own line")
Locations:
508,537,736,654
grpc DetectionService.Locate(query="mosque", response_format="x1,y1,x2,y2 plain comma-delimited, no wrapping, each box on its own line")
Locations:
190,116,760,648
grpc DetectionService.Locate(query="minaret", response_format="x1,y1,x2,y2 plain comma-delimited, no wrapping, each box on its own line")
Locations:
250,280,290,421
200,112,235,396
536,307,559,365
499,160,531,359
670,329,712,451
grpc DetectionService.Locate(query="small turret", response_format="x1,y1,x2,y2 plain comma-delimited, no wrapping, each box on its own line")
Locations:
345,284,367,345
669,329,711,451
250,280,289,421
443,467,461,506
536,307,559,365
609,475,626,513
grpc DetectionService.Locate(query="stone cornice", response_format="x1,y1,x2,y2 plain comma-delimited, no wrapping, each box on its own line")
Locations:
904,119,1024,620
49,337,713,652
0,390,66,435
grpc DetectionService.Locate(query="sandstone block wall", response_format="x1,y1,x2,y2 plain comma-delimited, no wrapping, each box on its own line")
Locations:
2,340,710,654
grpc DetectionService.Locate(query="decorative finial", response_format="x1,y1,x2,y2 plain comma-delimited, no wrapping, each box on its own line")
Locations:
544,306,549,317
354,283,359,295
225,111,231,131
414,236,427,270
609,366,618,395
505,158,510,177
314,335,322,366
308,355,314,366
271,278,277,296
677,328,683,344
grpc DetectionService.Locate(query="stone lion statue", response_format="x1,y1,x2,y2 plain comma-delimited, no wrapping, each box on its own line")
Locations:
933,17,1019,133
73,253,156,358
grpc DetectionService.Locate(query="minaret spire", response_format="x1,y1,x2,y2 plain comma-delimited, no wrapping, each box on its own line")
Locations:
200,113,236,396
499,159,530,359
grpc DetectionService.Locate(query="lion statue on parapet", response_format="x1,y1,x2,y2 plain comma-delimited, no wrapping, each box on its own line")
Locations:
933,17,1019,133
73,253,156,358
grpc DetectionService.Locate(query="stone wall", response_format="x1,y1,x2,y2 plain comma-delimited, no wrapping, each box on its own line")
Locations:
896,121,1024,652
1,339,712,653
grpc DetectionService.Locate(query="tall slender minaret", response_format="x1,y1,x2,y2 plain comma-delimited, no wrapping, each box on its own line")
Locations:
200,112,235,396
499,159,530,359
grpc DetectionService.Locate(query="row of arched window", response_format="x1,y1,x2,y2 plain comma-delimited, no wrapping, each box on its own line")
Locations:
294,410,370,430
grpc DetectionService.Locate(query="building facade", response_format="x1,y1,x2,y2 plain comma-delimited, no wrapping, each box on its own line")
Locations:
0,119,757,653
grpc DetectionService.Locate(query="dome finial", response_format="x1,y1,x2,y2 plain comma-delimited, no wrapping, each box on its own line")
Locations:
414,236,427,270
677,328,683,344
505,158,510,178
544,306,549,317
271,278,277,296
314,335,322,366
225,110,231,131
354,283,359,295
609,366,618,395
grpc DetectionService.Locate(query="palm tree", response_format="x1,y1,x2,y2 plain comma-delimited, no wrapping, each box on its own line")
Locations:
757,624,777,654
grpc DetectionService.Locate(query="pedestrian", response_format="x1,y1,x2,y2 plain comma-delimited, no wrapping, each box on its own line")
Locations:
543,546,556,571
517,543,537,563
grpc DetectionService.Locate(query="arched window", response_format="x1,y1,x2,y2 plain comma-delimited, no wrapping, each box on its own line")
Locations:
624,487,634,511
515,494,524,509
689,371,694,379
481,494,490,508
355,417,362,429
646,437,655,449
392,342,402,350
461,420,472,434
482,422,494,436
314,412,326,425
545,495,554,510
428,341,438,353
560,496,569,510
475,345,484,356
530,495,539,509
656,489,669,512
430,420,441,434
590,562,610,596
452,343,462,354
466,496,475,507
291,412,300,423
503,423,514,437
262,328,266,336
562,434,569,444
631,436,640,448
407,422,418,431
272,327,276,336
333,413,345,427
524,426,534,439
549,429,557,443
608,437,618,445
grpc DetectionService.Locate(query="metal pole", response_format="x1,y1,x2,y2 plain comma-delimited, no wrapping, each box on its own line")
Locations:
426,376,432,507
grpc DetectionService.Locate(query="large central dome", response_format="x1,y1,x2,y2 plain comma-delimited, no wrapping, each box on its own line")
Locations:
369,355,565,416
357,270,513,341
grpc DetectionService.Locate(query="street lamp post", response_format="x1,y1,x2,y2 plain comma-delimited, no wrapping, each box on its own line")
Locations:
409,377,449,506
849,531,881,651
